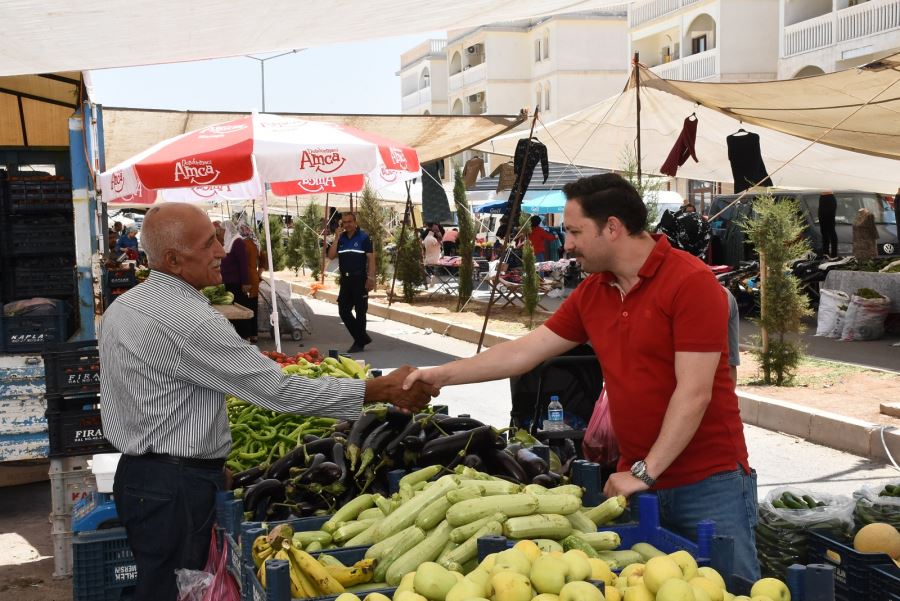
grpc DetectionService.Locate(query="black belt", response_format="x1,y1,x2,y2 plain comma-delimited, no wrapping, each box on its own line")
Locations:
131,453,226,471
342,271,367,277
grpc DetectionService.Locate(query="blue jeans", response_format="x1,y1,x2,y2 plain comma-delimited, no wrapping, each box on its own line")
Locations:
657,468,760,582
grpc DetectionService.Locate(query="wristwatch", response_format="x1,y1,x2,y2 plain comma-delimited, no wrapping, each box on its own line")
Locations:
630,460,656,487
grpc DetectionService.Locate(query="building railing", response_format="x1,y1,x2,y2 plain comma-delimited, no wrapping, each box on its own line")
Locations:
629,0,708,28
401,87,432,111
649,47,719,80
400,39,447,69
782,0,900,58
448,62,487,92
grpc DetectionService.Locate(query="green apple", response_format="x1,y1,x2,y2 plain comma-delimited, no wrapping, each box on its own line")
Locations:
531,555,569,595
690,577,724,601
622,584,654,601
655,578,697,601
697,567,727,591
750,577,790,601
669,551,699,581
643,556,684,593
559,581,604,601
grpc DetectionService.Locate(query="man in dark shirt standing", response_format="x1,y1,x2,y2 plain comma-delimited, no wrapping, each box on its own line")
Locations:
328,212,376,353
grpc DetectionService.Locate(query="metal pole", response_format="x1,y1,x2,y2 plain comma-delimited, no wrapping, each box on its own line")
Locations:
321,194,330,284
634,52,642,184
261,62,266,113
262,189,282,352
476,106,541,352
388,183,414,307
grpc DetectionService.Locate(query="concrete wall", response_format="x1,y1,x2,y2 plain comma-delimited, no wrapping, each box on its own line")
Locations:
783,0,832,26
484,33,532,80
720,0,780,79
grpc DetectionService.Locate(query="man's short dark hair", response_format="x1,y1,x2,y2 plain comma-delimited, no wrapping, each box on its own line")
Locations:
562,173,647,234
530,215,542,227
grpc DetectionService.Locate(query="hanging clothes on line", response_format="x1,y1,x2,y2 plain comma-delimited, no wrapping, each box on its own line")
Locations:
421,160,452,224
508,137,549,207
660,114,699,177
727,129,772,192
656,208,711,260
490,161,516,192
462,155,485,190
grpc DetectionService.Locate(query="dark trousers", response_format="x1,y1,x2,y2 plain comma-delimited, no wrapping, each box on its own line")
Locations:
224,282,254,339
337,273,369,345
820,218,838,257
113,455,224,601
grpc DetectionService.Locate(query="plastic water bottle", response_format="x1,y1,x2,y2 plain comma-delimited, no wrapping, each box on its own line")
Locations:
545,395,564,431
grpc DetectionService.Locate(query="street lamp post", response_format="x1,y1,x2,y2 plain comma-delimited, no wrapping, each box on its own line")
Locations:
246,49,300,112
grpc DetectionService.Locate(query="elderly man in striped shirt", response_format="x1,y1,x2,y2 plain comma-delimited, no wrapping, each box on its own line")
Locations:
100,203,437,601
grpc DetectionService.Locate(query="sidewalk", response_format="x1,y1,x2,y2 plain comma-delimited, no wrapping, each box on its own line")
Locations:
289,279,900,465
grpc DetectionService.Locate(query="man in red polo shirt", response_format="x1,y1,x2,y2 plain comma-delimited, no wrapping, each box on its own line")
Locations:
403,173,759,581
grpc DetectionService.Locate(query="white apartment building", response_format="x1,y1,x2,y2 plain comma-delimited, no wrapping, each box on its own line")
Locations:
398,10,629,121
778,0,900,78
628,0,780,82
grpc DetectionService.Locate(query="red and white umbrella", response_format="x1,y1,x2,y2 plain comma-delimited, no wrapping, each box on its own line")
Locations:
99,113,420,349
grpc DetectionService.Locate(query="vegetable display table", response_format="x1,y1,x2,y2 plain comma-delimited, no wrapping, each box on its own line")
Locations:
213,303,254,320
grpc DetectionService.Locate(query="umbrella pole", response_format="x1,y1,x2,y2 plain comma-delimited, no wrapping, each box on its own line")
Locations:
321,194,330,284
634,52,642,184
262,190,283,353
388,183,412,307
476,106,540,352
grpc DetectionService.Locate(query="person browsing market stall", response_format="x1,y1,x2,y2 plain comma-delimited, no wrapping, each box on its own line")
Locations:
527,215,557,262
401,173,759,581
100,203,437,601
327,212,376,353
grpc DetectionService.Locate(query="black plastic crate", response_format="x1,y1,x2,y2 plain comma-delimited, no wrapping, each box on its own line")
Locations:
808,530,895,601
105,266,137,289
3,259,76,300
43,340,101,397
46,393,101,413
73,527,137,601
872,564,900,601
2,305,68,352
46,407,115,457
4,214,75,256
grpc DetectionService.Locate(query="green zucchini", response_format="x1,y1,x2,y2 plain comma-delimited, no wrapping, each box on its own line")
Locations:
446,493,539,526
440,520,503,569
631,542,666,562
292,530,333,547
574,531,621,551
385,521,453,586
566,511,598,534
449,513,507,543
561,535,600,558
373,526,426,582
322,494,375,533
534,494,582,515
332,519,378,545
447,485,484,504
503,513,573,540
416,495,453,531
365,524,417,561
399,465,442,489
373,475,458,541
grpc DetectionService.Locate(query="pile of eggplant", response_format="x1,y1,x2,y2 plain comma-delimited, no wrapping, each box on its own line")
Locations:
232,407,581,523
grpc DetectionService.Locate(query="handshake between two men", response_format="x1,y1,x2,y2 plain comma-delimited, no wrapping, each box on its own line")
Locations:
362,365,440,413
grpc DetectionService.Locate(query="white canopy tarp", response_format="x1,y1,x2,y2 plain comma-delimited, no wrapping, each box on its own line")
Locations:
0,1,629,76
477,68,900,193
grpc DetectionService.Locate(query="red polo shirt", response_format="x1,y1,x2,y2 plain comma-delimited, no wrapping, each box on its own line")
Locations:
544,235,749,489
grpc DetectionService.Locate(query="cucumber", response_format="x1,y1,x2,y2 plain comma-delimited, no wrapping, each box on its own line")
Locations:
446,493,539,526
385,521,452,586
561,534,600,558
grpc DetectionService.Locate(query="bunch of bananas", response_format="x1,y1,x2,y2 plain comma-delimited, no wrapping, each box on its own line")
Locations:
252,529,376,598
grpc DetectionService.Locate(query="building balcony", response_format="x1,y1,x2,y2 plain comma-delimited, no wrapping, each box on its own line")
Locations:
401,87,432,112
400,39,447,71
629,0,706,29
782,0,900,58
650,47,719,80
449,62,487,92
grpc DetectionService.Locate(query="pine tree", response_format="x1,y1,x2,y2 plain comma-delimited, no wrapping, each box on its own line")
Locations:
356,185,389,284
394,222,424,303
299,203,322,279
453,168,476,310
619,147,665,231
286,222,304,274
521,239,539,328
258,215,285,271
740,193,812,385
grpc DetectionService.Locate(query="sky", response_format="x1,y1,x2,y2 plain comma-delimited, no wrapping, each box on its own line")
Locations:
88,31,443,114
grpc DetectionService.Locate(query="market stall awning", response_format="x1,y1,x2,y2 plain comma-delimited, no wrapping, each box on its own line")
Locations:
102,108,525,169
0,1,628,76
0,72,81,146
477,61,900,193
641,52,900,160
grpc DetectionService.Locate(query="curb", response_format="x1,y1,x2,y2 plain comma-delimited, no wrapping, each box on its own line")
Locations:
291,281,899,463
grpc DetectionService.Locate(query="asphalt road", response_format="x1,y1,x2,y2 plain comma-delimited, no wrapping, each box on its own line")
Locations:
266,297,900,497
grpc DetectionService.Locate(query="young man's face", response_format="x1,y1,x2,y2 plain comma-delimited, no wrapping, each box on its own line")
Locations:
341,215,358,236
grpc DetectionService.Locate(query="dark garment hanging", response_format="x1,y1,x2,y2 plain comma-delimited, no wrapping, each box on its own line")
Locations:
727,131,772,193
508,137,549,208
660,116,699,177
818,193,838,257
656,208,711,260
421,160,452,224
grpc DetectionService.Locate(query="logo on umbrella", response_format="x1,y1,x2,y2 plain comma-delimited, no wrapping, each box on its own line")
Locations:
389,147,408,170
174,159,221,185
378,167,399,184
111,171,125,193
191,185,233,198
199,124,248,138
299,149,346,174
297,177,337,193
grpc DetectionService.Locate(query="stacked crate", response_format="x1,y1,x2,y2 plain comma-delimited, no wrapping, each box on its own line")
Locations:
0,174,77,352
42,340,116,577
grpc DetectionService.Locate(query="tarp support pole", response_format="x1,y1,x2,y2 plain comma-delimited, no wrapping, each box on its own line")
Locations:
321,194,330,284
477,106,541,352
634,52,642,184
261,186,282,353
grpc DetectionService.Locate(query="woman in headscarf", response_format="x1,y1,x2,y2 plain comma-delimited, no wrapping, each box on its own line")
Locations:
220,221,253,339
238,216,265,343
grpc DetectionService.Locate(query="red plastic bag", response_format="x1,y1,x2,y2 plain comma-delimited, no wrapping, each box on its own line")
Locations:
203,531,239,601
582,387,619,469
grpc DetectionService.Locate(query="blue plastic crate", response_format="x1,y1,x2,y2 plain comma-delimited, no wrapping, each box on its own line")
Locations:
872,563,900,601
72,528,137,601
808,530,895,601
246,550,394,601
239,515,334,571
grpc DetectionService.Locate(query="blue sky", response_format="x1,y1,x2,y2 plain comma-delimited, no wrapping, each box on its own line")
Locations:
89,32,442,114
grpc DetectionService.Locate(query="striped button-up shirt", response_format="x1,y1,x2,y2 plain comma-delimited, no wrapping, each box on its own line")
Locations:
99,271,365,459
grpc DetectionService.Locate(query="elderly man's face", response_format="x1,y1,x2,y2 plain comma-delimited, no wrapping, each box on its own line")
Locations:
175,211,226,288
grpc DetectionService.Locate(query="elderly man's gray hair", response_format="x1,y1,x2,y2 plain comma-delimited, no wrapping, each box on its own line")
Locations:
141,204,203,267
